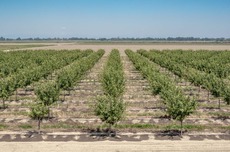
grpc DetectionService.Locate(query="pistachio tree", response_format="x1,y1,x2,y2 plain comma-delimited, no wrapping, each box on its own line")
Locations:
29,102,49,131
95,96,126,136
35,81,60,118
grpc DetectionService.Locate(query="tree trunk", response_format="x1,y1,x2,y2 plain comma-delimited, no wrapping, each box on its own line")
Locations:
198,86,201,98
180,120,183,137
63,91,66,102
48,106,50,119
2,99,5,109
108,124,112,137
38,118,41,131
15,90,18,101
218,98,221,109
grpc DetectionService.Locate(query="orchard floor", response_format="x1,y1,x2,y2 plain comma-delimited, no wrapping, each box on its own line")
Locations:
1,42,230,151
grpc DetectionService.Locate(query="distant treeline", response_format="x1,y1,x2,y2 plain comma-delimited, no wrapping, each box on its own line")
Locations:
0,36,230,41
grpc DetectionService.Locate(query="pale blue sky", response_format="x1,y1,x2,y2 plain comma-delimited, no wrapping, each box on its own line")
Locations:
0,0,230,38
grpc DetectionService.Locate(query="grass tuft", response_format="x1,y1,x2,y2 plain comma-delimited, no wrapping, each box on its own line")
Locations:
18,124,33,129
0,124,8,129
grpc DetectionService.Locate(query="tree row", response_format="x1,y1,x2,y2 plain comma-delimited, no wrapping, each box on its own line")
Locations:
138,50,230,106
0,50,86,78
30,50,105,130
126,50,196,136
151,50,230,79
0,50,93,108
95,49,126,136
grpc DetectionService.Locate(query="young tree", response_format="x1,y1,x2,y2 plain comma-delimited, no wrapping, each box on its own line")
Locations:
101,68,125,98
94,96,126,136
29,102,49,132
161,87,197,137
35,81,60,118
57,70,74,101
0,78,13,108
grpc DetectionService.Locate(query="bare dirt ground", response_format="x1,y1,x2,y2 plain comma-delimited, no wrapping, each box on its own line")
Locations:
1,42,230,151
13,42,230,53
1,139,230,152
